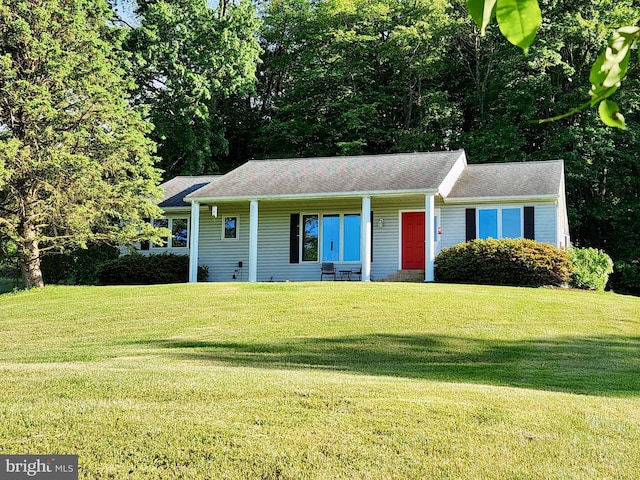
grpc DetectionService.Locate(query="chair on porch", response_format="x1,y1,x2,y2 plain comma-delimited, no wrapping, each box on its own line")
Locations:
320,262,336,281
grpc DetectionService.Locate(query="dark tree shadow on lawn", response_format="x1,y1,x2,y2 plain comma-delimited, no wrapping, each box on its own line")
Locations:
138,334,640,396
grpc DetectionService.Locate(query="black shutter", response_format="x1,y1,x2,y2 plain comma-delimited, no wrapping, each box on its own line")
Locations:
465,208,476,241
524,207,535,239
289,213,300,263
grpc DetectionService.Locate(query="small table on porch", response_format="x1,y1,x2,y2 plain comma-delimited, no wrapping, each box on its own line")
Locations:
338,270,353,281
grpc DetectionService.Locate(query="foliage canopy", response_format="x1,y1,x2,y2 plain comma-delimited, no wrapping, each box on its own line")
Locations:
466,0,639,128
124,0,261,178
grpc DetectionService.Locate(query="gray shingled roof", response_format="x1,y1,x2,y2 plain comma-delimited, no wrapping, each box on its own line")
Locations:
446,160,564,200
186,150,465,200
158,176,221,207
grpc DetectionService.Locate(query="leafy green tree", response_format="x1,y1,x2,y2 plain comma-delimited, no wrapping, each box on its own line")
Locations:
251,0,453,158
444,0,638,157
0,0,164,288
125,0,261,178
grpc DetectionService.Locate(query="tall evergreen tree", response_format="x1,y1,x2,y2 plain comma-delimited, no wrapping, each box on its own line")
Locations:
0,0,164,288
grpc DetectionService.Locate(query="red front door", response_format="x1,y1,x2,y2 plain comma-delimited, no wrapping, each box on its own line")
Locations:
402,212,425,269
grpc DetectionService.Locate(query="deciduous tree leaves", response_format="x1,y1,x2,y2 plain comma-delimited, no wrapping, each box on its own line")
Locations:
598,99,625,130
468,0,638,129
467,0,541,53
495,0,541,54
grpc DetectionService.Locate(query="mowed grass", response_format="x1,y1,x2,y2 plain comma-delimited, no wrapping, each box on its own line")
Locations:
0,282,639,479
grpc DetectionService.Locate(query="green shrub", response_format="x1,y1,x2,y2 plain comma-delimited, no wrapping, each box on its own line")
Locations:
609,260,640,296
97,253,209,285
41,244,120,285
567,247,613,291
435,238,573,287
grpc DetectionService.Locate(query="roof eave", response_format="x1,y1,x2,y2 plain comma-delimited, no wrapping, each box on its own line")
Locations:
442,194,559,205
158,205,192,212
185,188,440,203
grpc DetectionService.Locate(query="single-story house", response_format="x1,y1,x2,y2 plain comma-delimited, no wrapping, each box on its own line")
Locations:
141,150,570,283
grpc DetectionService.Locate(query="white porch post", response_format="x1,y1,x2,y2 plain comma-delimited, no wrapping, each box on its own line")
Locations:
249,200,259,282
188,201,201,283
425,194,435,282
361,196,372,282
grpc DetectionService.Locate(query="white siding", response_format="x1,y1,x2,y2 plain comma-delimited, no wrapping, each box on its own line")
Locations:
534,203,558,245
198,202,251,281
440,204,467,249
557,175,571,248
371,196,428,280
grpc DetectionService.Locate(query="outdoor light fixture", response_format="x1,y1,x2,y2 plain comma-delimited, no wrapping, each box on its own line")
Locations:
211,205,218,218
377,217,384,228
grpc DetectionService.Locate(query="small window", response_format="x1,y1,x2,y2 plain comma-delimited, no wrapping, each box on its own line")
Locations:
302,214,319,261
223,216,238,239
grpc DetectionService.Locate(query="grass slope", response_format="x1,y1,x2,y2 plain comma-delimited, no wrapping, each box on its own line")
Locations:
0,283,639,479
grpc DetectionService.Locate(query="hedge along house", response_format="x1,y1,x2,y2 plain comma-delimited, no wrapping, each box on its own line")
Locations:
147,150,570,283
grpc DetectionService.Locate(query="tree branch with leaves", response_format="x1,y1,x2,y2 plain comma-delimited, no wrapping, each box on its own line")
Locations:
466,0,639,129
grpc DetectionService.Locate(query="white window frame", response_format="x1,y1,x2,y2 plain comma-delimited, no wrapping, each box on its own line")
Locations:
477,207,523,240
222,216,239,240
297,213,364,264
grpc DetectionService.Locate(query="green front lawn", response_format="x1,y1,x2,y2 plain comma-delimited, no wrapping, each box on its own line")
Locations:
0,283,638,478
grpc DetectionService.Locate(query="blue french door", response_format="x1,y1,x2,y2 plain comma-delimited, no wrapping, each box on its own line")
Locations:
322,215,340,261
343,214,361,261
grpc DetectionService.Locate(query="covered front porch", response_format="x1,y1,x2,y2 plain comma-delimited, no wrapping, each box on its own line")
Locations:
186,193,438,283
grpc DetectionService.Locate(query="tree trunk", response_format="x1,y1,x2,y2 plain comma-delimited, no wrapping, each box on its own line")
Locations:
18,223,44,289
